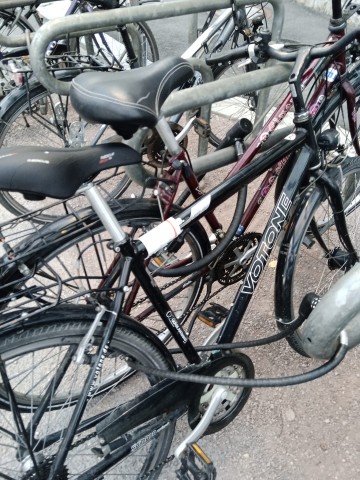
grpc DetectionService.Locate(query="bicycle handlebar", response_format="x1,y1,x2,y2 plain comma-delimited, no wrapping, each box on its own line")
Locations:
206,27,360,67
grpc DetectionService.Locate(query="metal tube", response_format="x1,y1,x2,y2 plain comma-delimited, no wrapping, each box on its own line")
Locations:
28,0,285,94
0,0,65,8
161,63,292,117
186,58,214,158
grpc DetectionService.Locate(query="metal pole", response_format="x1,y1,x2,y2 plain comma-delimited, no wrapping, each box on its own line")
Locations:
28,0,285,94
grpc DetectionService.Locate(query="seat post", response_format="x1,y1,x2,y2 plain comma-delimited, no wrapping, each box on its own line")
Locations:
81,183,128,247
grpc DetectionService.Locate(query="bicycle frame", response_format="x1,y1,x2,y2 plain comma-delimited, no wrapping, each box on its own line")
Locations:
14,107,356,479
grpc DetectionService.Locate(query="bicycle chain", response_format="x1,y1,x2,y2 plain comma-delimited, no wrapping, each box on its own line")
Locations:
139,454,175,480
132,277,181,308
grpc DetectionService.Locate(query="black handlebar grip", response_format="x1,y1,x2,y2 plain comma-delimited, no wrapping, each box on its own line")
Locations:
332,0,343,19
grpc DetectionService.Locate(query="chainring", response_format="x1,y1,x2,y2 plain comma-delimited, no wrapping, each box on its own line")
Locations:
215,232,262,285
143,122,188,167
188,351,254,435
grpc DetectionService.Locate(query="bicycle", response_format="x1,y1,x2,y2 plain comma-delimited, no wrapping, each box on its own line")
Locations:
0,0,357,353
0,13,360,475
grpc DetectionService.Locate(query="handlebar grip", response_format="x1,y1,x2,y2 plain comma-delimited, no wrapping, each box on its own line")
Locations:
332,0,342,20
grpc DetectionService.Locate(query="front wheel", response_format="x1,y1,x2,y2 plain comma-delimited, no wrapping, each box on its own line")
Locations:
0,313,175,479
275,156,360,356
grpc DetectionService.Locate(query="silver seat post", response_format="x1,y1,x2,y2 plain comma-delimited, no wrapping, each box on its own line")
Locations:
80,183,127,247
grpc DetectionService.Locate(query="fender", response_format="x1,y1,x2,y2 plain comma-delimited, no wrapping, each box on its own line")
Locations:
274,185,322,323
0,199,160,286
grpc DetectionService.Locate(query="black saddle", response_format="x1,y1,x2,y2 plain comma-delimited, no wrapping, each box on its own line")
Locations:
0,143,140,199
70,57,194,139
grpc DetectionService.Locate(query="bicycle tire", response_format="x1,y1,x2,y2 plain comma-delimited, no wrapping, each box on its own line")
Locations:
0,10,34,54
209,60,258,147
69,16,159,69
275,155,360,356
3,199,209,338
0,78,131,221
0,311,175,479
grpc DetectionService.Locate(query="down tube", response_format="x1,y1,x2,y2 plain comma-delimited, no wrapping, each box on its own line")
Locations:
217,145,314,344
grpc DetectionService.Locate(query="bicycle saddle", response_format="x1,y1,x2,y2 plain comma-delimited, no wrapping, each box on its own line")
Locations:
70,57,194,139
0,143,140,199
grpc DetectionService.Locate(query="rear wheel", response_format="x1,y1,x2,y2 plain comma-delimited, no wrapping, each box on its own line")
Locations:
2,200,210,340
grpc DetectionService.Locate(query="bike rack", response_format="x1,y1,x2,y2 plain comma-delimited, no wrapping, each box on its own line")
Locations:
1,0,290,187
26,0,284,95
0,0,62,7
299,263,360,360
124,61,292,186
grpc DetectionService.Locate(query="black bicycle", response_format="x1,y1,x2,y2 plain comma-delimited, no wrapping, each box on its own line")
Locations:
0,15,358,480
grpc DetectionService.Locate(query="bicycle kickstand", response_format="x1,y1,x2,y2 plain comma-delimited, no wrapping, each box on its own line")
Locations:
175,387,227,479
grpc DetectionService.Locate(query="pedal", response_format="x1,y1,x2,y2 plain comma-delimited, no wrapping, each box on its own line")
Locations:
197,303,228,328
176,443,216,480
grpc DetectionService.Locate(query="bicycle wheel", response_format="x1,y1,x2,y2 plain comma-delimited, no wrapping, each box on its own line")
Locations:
69,19,159,69
0,312,175,479
3,199,209,340
0,79,131,221
209,60,258,147
276,155,360,356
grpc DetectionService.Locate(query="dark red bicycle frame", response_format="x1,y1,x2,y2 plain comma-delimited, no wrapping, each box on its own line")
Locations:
122,26,358,319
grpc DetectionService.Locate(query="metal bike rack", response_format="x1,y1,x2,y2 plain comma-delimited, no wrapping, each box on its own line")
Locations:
124,61,292,186
299,263,360,360
26,0,285,95
0,0,63,7
1,0,290,187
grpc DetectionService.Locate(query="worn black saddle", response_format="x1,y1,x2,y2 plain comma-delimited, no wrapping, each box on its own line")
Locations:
70,56,194,139
0,143,140,199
